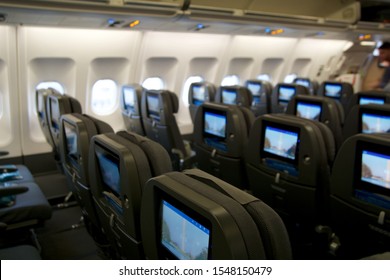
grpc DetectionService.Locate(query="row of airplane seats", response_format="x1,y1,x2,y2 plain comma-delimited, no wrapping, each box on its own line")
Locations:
190,97,389,258
35,87,292,260
32,81,390,260
186,79,352,122
0,151,52,259
121,85,195,171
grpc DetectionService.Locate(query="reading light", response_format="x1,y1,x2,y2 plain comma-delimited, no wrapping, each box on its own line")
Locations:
107,18,123,27
265,28,284,35
107,18,116,25
271,29,284,35
129,20,140,28
359,34,372,40
194,24,209,31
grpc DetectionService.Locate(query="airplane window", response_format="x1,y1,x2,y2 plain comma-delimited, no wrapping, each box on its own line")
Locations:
142,77,165,90
36,81,65,94
257,74,272,83
91,79,118,116
221,75,240,86
182,75,204,106
284,74,298,83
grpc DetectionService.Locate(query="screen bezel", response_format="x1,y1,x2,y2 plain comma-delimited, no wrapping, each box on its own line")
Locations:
358,95,386,106
260,121,301,165
353,141,390,209
324,82,342,99
203,109,227,141
146,92,160,119
294,78,311,88
95,143,122,199
295,101,322,121
246,81,262,97
63,120,78,163
122,86,136,112
157,190,212,260
358,107,390,134
191,84,206,105
278,85,296,104
221,88,238,105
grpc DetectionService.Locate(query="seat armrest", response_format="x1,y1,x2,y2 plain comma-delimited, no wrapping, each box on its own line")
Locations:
0,186,29,197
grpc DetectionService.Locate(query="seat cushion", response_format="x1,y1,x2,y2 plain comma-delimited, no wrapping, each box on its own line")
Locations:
0,182,52,225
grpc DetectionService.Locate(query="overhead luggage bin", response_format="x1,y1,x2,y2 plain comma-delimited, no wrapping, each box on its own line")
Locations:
0,0,360,29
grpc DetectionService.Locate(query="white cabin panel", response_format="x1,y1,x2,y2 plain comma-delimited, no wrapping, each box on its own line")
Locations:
221,36,298,84
290,58,313,78
281,38,351,83
260,58,285,85
86,57,131,132
137,31,231,134
18,26,142,155
0,26,21,159
28,57,76,144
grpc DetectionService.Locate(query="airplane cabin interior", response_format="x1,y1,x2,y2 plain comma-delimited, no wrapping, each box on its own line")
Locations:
0,0,390,261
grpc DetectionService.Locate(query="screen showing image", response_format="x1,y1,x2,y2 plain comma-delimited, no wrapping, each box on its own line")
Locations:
263,126,299,160
296,102,322,121
123,87,135,109
359,96,385,105
96,147,121,197
147,94,160,117
361,150,390,189
64,122,78,160
50,98,60,130
324,83,342,99
361,113,390,133
161,200,210,260
278,86,296,104
204,111,226,139
222,89,237,105
247,82,262,96
192,85,206,105
295,79,310,88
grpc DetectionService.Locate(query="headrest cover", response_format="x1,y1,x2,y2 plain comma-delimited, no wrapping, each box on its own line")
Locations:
168,91,179,113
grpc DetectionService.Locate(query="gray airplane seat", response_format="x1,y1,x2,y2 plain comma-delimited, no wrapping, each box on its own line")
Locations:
141,89,194,171
59,113,114,253
193,102,254,190
245,79,273,117
46,92,82,171
344,90,390,117
342,104,390,143
0,244,41,260
188,81,216,123
293,77,319,96
89,130,172,259
120,84,145,136
271,83,310,113
0,164,35,184
140,168,292,260
317,81,353,119
245,114,335,258
214,85,253,108
329,133,390,259
36,88,60,148
286,95,344,150
0,180,52,237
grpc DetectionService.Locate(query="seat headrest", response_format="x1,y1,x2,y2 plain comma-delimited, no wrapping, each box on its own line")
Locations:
167,91,179,113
